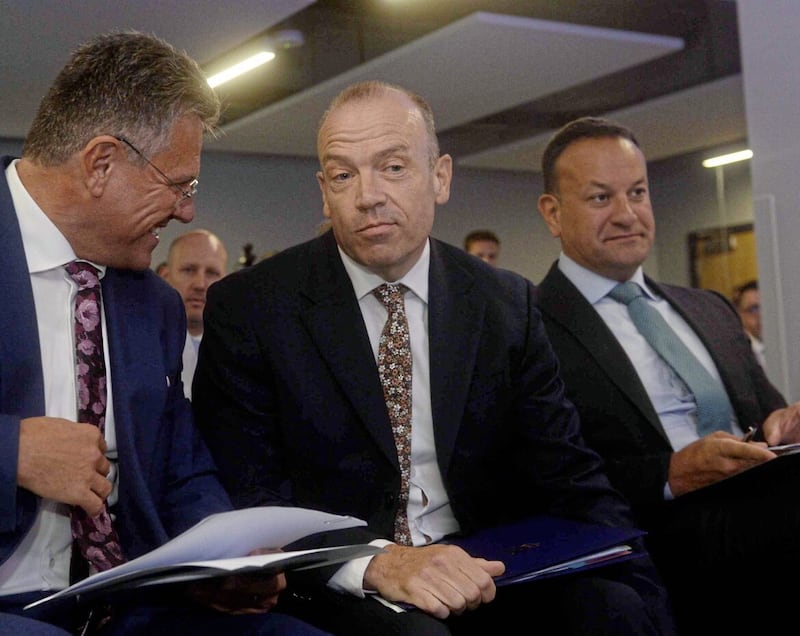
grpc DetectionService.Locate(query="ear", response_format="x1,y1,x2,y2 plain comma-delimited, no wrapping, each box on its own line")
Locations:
316,171,332,219
80,136,122,198
432,154,453,205
537,193,563,238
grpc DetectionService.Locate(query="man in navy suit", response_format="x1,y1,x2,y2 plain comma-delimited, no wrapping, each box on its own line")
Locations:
535,116,800,634
193,81,677,635
0,31,326,635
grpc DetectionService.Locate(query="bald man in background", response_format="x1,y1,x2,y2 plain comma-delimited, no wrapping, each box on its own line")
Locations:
161,229,227,399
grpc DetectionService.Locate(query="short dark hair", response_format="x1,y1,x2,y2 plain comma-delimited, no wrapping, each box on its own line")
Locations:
464,230,500,250
732,279,759,308
23,31,220,165
541,117,640,194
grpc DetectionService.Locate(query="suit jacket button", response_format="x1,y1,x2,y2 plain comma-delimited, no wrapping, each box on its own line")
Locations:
384,492,396,506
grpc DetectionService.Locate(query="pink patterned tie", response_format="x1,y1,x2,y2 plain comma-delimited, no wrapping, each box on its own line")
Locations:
65,261,125,573
373,283,413,545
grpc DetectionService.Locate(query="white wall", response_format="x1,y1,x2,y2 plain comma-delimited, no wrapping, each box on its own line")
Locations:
737,0,800,401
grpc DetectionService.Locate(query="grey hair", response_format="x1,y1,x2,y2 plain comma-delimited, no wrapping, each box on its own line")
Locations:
23,30,220,165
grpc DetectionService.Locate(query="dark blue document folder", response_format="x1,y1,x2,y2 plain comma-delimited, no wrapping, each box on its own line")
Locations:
448,516,646,586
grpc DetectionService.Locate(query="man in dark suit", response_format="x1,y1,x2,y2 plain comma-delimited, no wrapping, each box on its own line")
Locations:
0,31,325,636
193,80,676,635
535,116,800,634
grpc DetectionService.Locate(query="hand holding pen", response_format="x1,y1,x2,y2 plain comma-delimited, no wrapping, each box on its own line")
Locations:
742,426,757,443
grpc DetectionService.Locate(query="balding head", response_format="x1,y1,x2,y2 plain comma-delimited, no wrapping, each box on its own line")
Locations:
161,229,227,335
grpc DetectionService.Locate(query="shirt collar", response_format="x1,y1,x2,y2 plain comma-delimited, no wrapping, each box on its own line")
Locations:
557,251,653,304
7,159,106,277
338,239,430,304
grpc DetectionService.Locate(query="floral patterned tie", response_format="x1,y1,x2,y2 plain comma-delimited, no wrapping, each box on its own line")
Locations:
65,261,125,573
373,283,413,545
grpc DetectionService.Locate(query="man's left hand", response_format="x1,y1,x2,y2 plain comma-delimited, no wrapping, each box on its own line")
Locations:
185,548,287,614
761,402,800,446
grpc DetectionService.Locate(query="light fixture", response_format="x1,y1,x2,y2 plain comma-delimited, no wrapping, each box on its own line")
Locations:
206,50,275,88
702,149,753,168
205,30,304,89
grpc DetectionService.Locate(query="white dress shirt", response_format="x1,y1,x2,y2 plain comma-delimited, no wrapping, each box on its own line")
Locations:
747,332,767,371
0,160,119,595
181,332,201,400
328,239,460,596
557,254,743,498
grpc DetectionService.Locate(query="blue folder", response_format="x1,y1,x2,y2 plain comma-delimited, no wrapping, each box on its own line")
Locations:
447,515,646,586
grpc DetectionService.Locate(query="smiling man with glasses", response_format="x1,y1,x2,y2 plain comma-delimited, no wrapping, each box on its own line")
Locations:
0,31,327,636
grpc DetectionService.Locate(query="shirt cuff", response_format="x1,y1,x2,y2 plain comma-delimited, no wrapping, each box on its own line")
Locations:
327,539,393,597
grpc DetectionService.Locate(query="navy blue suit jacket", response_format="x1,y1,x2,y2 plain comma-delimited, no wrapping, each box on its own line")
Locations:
0,156,231,568
536,262,787,515
194,231,640,554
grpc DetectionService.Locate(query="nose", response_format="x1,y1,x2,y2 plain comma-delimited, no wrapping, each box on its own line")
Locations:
171,198,195,224
355,172,386,210
191,271,208,290
611,195,637,222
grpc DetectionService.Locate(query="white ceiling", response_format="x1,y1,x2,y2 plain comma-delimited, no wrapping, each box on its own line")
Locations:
0,1,747,173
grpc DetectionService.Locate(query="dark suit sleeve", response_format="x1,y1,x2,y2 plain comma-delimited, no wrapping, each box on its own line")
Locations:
192,272,294,510
689,288,786,431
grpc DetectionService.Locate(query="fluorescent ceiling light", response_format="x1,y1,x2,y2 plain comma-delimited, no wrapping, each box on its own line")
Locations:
207,51,275,88
701,149,753,168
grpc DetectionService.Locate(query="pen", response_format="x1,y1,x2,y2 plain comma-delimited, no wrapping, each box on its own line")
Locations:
742,426,757,443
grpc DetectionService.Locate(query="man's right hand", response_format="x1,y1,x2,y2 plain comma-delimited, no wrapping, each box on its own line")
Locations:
668,431,775,496
17,416,111,516
363,543,505,619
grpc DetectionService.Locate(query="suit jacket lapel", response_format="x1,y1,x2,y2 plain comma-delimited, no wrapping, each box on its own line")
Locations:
102,269,164,485
539,265,667,441
647,278,739,407
427,240,483,474
0,157,45,416
298,234,398,465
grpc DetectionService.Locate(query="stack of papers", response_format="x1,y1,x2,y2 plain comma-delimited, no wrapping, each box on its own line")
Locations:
769,442,800,456
26,506,379,610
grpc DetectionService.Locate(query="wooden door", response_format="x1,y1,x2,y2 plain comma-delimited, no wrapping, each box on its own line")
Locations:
688,223,757,298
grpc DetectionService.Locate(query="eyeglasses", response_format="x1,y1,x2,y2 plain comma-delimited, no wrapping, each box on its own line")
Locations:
114,136,198,201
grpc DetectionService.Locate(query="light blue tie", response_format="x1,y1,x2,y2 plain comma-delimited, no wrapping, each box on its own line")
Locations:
609,282,734,435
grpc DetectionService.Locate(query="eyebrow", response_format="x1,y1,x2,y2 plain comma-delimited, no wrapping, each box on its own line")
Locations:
586,177,647,189
322,143,411,167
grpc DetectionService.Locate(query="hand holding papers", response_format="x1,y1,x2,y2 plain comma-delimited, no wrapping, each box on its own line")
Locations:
26,506,380,610
447,515,645,586
768,442,800,456
742,426,800,456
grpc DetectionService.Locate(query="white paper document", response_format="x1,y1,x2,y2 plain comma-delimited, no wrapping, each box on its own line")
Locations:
26,506,377,610
769,442,800,456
